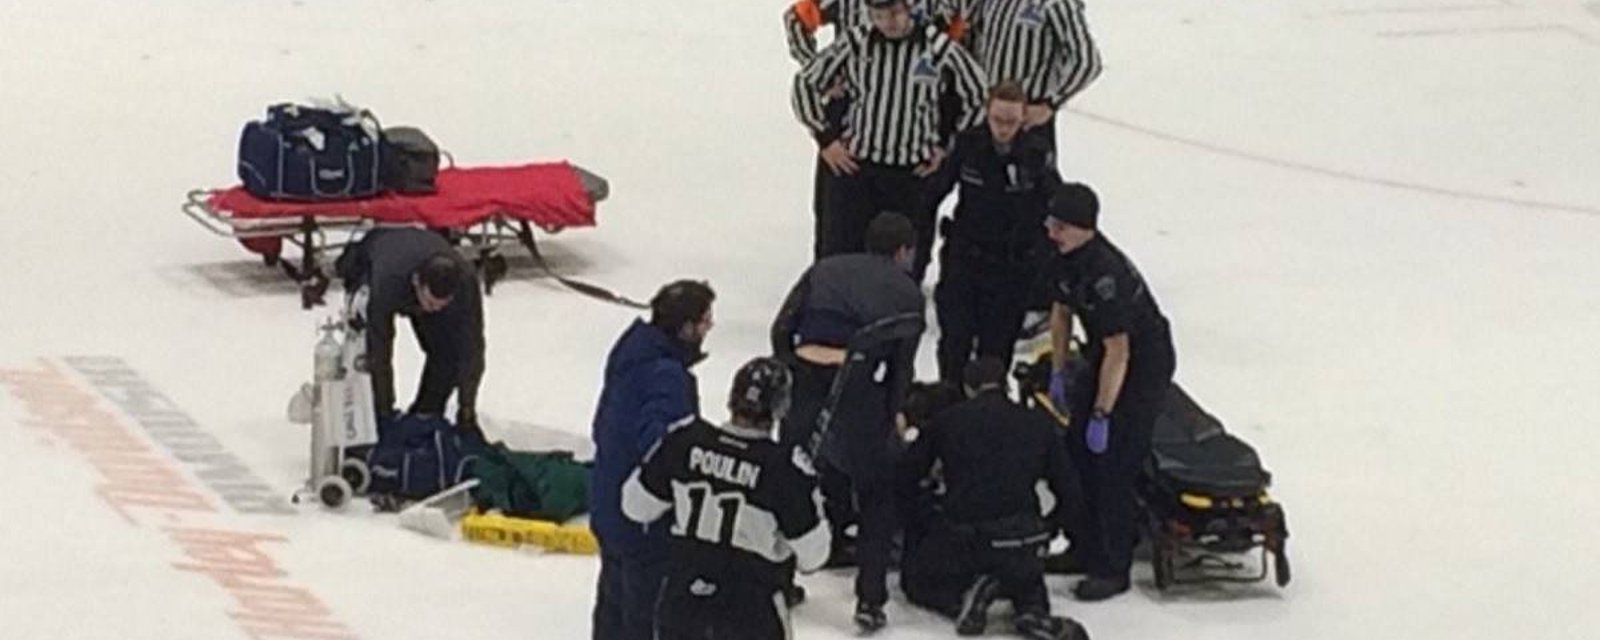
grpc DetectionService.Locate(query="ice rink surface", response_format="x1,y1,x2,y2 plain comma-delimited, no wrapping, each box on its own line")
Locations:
1,0,1597,638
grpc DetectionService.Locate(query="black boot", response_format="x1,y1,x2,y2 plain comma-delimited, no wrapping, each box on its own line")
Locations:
954,575,1000,636
854,601,887,634
1071,576,1130,602
1015,612,1090,640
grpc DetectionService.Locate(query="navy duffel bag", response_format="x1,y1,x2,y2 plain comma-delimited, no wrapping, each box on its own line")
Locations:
237,103,383,201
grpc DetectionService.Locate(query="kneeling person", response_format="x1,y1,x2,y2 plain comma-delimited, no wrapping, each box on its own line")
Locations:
899,358,1088,639
622,358,831,640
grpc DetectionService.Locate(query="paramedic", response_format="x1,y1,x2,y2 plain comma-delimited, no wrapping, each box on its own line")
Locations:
1044,182,1176,602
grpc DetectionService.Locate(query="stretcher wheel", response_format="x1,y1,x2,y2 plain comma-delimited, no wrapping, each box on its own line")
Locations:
316,475,353,508
340,458,371,494
1273,542,1291,587
300,272,331,309
479,253,509,295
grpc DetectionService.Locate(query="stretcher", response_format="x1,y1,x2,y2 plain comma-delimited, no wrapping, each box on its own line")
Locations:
183,162,613,308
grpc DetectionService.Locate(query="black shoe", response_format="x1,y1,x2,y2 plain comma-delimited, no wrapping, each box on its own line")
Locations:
782,583,807,608
1015,612,1089,640
854,601,887,634
954,575,1000,636
1072,576,1131,602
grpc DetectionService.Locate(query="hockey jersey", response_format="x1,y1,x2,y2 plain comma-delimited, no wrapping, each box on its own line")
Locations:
621,419,831,588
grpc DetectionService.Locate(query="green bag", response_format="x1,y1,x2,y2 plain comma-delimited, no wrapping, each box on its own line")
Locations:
470,444,591,522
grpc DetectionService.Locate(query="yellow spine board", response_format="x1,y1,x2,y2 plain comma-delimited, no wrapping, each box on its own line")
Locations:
460,510,599,555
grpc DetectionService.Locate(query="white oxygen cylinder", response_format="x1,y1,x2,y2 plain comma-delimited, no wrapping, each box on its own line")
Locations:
311,321,343,481
315,322,342,383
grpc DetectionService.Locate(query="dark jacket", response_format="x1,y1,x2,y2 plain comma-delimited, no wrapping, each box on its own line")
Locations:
1049,234,1171,359
900,389,1082,539
589,319,701,557
335,227,484,416
934,125,1059,273
770,253,925,420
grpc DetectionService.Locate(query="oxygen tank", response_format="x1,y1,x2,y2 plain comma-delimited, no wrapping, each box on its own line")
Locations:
315,321,342,383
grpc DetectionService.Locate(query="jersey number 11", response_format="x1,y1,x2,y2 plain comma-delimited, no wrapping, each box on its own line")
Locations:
675,481,746,545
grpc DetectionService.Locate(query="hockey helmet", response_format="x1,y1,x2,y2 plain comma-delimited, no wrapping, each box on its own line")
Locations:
728,357,793,425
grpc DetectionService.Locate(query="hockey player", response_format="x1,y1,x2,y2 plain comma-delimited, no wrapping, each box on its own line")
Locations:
620,357,831,640
899,358,1088,639
1044,183,1176,601
770,212,925,632
332,227,484,437
930,80,1060,382
591,280,717,640
792,0,988,281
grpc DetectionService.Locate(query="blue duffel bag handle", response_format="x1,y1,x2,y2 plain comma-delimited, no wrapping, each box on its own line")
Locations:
268,103,381,198
239,100,383,200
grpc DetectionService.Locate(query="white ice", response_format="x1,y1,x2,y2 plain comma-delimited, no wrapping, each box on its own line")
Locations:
1,0,1597,638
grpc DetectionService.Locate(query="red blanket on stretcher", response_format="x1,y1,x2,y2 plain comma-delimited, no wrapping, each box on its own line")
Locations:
207,162,596,229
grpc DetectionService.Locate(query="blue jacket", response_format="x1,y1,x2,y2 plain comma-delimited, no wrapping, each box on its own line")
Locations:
589,319,700,557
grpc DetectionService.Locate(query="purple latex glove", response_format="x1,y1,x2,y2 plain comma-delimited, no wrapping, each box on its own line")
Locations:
1086,412,1110,454
1048,368,1070,410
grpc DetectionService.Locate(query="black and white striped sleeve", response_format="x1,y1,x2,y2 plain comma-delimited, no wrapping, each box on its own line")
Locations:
1044,0,1102,109
792,38,852,144
938,35,990,137
782,0,838,66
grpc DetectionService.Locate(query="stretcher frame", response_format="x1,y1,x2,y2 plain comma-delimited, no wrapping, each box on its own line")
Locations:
183,189,575,309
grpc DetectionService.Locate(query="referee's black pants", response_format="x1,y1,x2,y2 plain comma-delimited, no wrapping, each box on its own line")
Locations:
822,162,934,282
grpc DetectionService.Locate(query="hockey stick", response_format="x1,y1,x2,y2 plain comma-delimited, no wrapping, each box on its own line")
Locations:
807,312,925,458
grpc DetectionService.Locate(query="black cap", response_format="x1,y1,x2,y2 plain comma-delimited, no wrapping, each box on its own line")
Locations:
865,0,905,7
1047,182,1100,230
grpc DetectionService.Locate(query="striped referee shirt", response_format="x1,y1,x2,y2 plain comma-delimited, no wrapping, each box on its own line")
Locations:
783,0,964,66
792,23,988,167
966,0,1101,108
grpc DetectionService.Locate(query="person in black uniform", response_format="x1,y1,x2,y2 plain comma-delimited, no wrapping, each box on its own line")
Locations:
620,357,832,640
334,227,485,437
1042,182,1176,601
898,358,1088,640
770,211,925,633
930,80,1060,383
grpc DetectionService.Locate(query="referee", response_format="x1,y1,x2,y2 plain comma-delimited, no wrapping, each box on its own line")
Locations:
963,0,1102,147
792,0,987,282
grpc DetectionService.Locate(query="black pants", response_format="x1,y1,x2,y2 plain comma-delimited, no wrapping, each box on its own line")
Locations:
903,518,1051,618
593,550,666,640
785,358,900,607
407,310,476,415
778,361,860,565
822,162,934,282
934,250,1030,383
811,156,832,261
655,576,789,640
1067,334,1176,581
